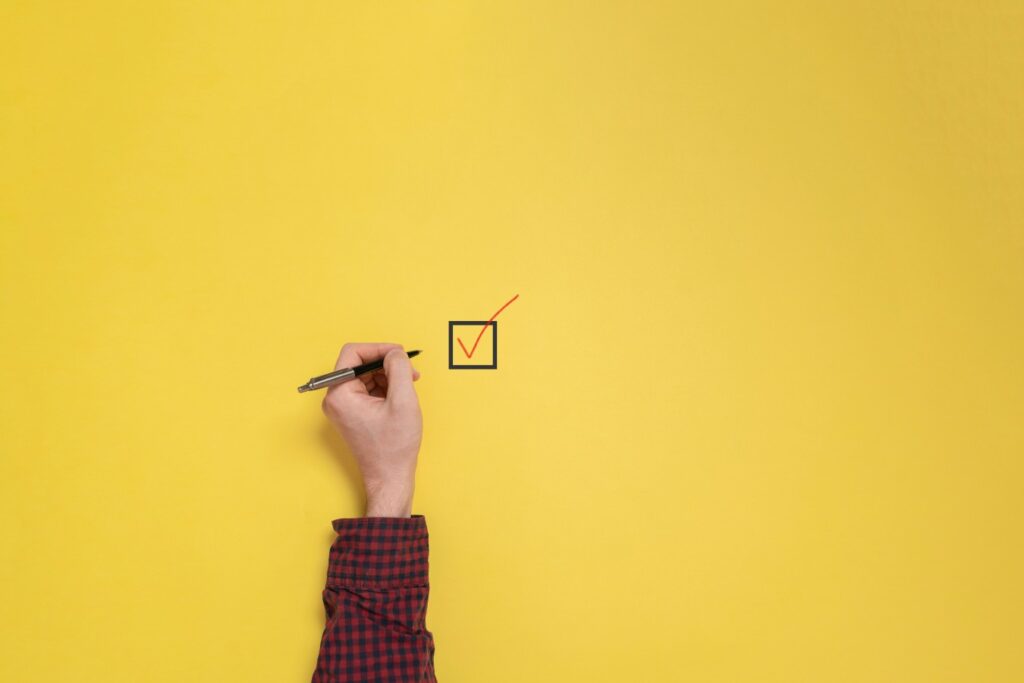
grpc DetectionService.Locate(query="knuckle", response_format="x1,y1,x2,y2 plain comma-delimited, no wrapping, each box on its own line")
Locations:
321,396,337,416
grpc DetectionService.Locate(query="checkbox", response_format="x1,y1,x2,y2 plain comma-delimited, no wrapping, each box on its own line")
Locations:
448,320,498,369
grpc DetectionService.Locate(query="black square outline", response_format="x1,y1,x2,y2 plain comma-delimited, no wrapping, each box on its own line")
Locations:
448,320,498,369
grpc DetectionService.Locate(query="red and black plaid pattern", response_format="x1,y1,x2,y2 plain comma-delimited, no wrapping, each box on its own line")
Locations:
312,515,437,682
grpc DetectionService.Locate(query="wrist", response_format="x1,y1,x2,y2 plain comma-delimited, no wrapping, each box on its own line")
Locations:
364,477,415,518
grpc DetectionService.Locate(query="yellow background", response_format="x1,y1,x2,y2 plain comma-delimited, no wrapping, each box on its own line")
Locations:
2,2,1022,681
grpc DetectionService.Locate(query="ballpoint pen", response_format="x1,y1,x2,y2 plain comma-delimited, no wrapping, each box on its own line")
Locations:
296,350,421,393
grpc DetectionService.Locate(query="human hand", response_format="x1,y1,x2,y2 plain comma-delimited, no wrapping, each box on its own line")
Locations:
321,343,423,517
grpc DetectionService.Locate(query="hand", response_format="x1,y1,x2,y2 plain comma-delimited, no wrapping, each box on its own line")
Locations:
321,343,423,517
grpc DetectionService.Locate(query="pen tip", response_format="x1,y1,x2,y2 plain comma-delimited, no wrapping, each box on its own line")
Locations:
297,384,309,393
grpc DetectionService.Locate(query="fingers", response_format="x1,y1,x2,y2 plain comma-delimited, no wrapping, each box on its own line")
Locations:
383,348,417,407
326,343,420,404
334,342,404,371
362,372,381,395
372,368,420,384
357,366,420,398
331,342,403,398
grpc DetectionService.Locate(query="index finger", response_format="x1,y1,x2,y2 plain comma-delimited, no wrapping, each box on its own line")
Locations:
334,342,404,370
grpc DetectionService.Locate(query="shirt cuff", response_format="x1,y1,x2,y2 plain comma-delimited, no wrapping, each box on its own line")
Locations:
326,515,430,589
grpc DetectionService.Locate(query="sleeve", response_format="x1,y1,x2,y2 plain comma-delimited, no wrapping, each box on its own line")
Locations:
311,515,437,683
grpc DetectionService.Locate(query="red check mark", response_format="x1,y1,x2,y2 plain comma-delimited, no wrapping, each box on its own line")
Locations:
457,294,519,359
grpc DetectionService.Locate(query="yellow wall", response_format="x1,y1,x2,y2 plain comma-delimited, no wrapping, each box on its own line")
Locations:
2,2,1022,681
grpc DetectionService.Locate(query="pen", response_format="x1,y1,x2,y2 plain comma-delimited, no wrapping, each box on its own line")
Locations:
296,349,421,393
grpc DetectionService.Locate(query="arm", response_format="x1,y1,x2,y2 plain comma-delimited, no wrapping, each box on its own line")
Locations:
312,343,437,683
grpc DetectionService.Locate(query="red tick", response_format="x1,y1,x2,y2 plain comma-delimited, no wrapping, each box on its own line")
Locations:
456,294,520,358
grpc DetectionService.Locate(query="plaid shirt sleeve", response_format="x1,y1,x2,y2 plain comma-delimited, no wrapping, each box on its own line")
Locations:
311,515,437,683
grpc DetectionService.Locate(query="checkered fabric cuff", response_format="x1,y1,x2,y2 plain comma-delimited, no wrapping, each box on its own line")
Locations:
327,515,430,589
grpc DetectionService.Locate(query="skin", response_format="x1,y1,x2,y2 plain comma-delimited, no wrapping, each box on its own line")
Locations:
321,343,423,517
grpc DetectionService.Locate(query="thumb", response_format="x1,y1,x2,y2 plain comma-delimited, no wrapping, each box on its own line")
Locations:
383,348,417,406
